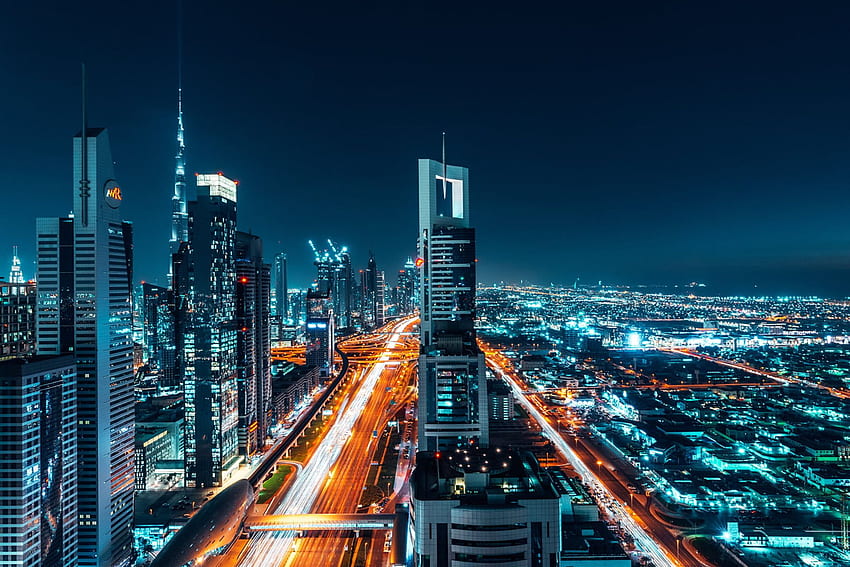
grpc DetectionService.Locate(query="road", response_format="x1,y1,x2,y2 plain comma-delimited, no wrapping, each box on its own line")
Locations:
231,317,418,567
482,345,691,567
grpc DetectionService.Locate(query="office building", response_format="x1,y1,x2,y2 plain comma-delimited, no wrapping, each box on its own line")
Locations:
305,289,334,376
272,252,288,321
416,155,488,450
0,355,78,566
37,124,135,566
310,240,353,333
138,282,176,385
169,89,188,258
174,172,240,488
0,280,36,361
236,231,271,457
409,448,562,567
361,252,385,329
396,257,417,315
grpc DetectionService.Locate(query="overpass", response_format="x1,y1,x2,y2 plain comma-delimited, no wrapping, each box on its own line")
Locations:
245,513,397,531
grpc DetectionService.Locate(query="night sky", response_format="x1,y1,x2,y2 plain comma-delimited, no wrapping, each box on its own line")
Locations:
3,1,850,296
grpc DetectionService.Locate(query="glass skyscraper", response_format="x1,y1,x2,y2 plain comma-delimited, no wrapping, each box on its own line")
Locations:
417,157,489,451
174,173,240,488
36,127,135,566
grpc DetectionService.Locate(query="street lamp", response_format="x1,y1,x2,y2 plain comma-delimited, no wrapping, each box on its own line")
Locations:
596,460,603,474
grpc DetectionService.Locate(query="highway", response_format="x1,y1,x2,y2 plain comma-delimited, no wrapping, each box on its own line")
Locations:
483,346,688,567
233,317,418,567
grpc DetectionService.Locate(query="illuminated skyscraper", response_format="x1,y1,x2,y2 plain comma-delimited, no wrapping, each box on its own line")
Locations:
396,257,416,315
174,173,240,488
305,289,334,376
416,152,488,450
236,231,271,456
0,355,78,566
37,121,135,565
272,252,288,320
361,252,384,329
169,89,188,258
0,280,36,360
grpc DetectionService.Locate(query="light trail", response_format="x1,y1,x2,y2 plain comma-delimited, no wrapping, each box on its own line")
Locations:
487,356,682,567
238,317,415,566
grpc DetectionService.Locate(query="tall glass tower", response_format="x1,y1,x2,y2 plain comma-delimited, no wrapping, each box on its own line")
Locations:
37,126,135,566
416,156,488,450
174,173,240,488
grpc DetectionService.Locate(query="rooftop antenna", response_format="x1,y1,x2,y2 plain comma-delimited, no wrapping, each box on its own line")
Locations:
79,63,90,227
441,131,447,198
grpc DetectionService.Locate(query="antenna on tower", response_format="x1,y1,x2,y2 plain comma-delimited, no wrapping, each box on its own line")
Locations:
79,63,90,227
441,131,447,197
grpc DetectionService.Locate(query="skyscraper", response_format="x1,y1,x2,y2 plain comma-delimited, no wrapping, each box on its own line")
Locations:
169,89,188,258
0,280,36,360
37,122,135,565
0,355,78,566
416,154,488,450
305,289,334,376
396,257,417,316
272,252,288,321
174,173,240,488
361,252,383,330
236,231,271,457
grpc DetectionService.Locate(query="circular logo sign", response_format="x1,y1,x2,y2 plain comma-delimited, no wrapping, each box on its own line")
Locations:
104,179,122,208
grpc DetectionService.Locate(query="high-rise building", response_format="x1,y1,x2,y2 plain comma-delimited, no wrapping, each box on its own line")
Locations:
37,124,135,565
169,89,188,258
0,355,78,566
138,282,177,387
272,252,288,321
396,257,417,315
174,172,240,488
361,252,384,329
305,289,334,376
416,155,488,451
8,246,24,283
236,231,271,457
309,240,353,332
0,280,36,360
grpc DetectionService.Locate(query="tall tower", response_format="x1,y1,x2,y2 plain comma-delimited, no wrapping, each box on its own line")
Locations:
236,231,271,457
36,71,135,565
273,252,288,320
416,144,488,450
174,173,240,488
169,88,188,257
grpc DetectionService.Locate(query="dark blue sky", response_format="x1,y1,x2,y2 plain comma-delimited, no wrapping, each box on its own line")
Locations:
3,1,850,296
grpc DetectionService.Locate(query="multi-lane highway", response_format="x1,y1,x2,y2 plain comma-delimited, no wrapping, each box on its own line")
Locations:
231,317,418,567
483,346,690,567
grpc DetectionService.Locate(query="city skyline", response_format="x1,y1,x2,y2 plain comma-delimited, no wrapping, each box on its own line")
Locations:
4,2,850,296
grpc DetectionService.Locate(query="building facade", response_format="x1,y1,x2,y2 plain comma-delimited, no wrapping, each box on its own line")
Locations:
37,127,135,566
236,231,271,457
0,355,78,566
0,280,36,361
417,157,488,451
174,173,240,488
410,448,561,567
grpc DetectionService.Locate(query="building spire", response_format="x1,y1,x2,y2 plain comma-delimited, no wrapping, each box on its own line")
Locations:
441,131,446,197
79,63,90,227
170,0,188,261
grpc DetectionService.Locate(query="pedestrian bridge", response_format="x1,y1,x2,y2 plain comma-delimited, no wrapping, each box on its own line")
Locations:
245,513,397,531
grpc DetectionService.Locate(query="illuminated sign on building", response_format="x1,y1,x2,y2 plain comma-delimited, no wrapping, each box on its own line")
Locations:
104,179,122,208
